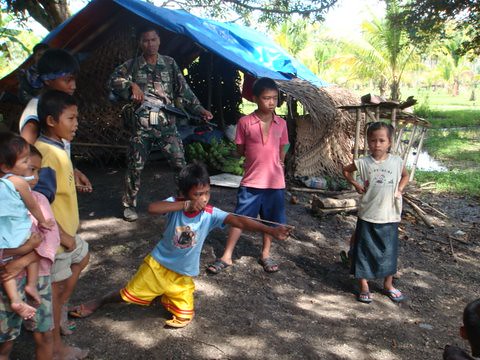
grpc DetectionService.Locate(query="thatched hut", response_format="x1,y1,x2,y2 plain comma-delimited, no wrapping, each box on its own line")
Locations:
0,0,359,179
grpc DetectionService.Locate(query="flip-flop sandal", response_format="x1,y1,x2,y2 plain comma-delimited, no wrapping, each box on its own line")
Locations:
165,315,192,328
206,259,230,274
383,288,405,303
68,304,95,318
357,292,372,304
258,257,279,273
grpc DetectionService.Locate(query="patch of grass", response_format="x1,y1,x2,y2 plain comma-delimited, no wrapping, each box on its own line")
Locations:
424,130,480,163
414,169,480,196
422,109,480,128
414,128,480,196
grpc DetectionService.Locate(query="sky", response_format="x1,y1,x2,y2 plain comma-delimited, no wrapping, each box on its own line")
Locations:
324,0,385,39
33,0,385,39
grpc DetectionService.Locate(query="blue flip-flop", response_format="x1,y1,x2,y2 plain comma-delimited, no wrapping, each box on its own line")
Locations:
357,291,372,304
383,288,405,303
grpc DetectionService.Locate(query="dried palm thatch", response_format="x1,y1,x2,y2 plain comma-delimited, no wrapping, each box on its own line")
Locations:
276,79,360,178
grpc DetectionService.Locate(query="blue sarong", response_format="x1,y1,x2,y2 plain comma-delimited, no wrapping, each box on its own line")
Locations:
350,219,399,279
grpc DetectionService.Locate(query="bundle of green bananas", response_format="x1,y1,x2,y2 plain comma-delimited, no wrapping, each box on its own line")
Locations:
185,139,245,176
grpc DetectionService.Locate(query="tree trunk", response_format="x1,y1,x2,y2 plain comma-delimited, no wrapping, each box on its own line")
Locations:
390,79,400,101
379,78,387,98
452,78,459,96
8,0,70,31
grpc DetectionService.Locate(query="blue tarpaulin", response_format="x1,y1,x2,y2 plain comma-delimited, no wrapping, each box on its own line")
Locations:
43,0,328,88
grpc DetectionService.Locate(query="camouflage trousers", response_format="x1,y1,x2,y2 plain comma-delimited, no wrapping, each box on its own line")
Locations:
123,125,186,208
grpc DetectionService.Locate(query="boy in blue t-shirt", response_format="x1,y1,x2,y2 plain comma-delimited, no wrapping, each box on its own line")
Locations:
69,162,290,328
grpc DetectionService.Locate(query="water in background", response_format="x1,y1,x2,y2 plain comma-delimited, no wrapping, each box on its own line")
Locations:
406,149,447,171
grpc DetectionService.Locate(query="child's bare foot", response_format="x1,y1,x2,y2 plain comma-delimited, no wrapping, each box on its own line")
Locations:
11,300,36,319
53,345,89,360
25,284,41,305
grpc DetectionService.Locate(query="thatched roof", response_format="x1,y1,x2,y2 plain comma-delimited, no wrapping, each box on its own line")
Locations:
276,79,359,177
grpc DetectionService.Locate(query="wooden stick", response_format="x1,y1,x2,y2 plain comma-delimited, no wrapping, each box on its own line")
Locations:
229,213,295,229
289,186,351,196
401,124,418,169
354,108,362,160
448,235,469,245
404,194,448,219
448,236,457,258
393,126,405,154
403,196,434,228
420,181,435,187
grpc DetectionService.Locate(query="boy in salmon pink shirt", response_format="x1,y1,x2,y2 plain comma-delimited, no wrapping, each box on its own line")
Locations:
207,77,289,274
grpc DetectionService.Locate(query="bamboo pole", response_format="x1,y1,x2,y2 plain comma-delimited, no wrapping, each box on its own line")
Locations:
401,123,418,169
390,107,397,152
409,127,427,181
403,196,434,228
393,126,405,155
354,108,362,160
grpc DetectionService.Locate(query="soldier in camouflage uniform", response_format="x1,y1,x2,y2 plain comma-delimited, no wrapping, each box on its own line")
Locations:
110,26,212,221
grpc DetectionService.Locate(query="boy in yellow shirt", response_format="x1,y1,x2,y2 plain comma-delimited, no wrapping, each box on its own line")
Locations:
34,90,89,360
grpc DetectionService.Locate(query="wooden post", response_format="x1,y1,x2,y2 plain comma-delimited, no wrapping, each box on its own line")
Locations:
401,123,418,169
391,107,397,145
216,75,225,130
409,127,427,181
363,112,369,156
354,108,362,160
206,53,213,111
393,125,404,155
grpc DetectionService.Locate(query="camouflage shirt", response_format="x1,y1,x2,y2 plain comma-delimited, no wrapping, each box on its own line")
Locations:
109,54,204,116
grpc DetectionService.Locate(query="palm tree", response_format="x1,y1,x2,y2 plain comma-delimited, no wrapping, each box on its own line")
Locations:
330,0,420,100
434,27,475,96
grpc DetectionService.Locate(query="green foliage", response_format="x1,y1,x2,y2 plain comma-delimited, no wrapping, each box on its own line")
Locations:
332,0,420,100
0,9,41,78
413,93,432,118
402,0,480,56
176,0,338,28
422,110,480,128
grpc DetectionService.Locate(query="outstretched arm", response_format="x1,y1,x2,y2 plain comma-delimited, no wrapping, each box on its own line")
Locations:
148,198,206,215
224,214,291,241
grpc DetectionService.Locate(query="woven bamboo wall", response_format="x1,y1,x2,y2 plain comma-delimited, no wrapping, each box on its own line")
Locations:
276,80,360,178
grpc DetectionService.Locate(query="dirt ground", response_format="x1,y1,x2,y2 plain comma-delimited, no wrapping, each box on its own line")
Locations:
11,160,480,360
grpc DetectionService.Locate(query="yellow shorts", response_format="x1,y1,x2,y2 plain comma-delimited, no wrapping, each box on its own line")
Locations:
120,255,195,319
